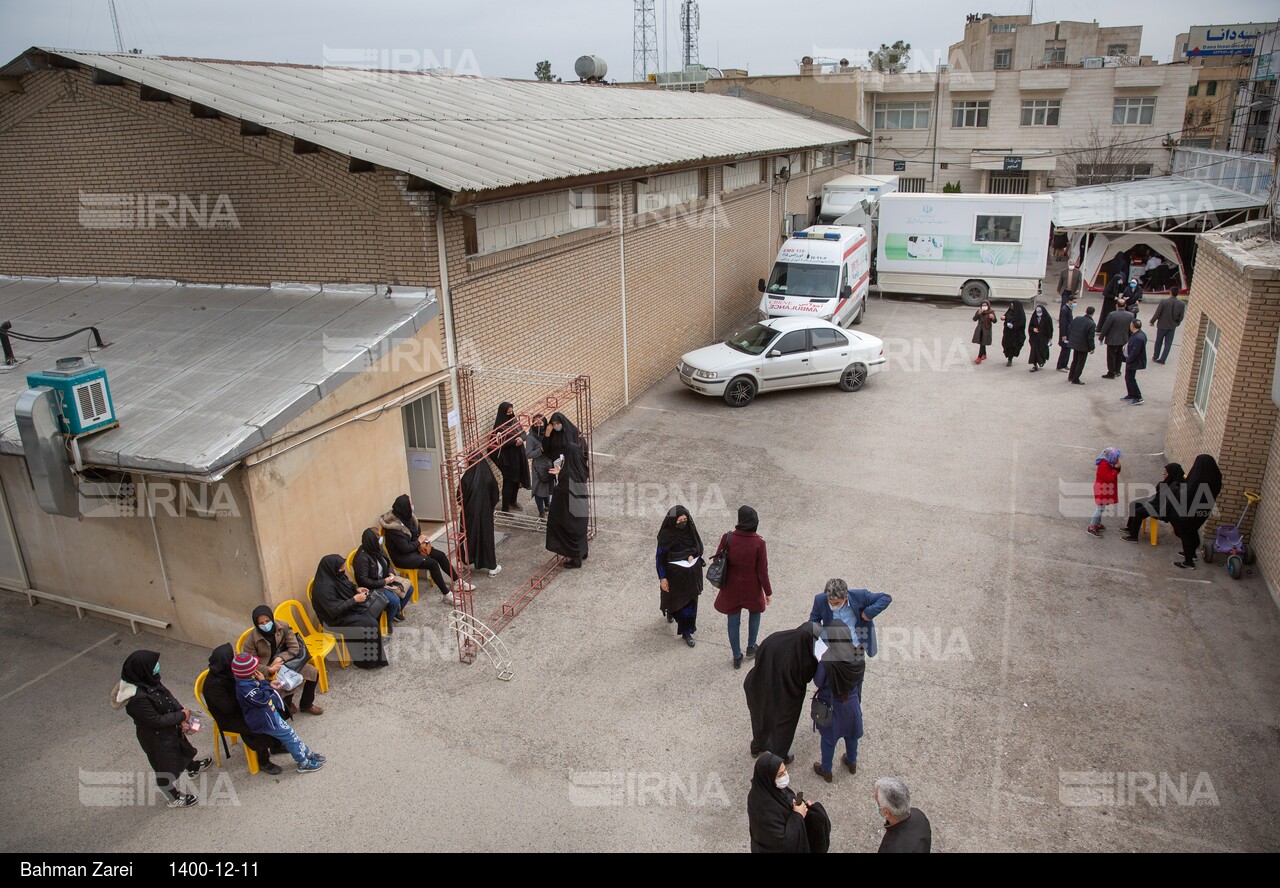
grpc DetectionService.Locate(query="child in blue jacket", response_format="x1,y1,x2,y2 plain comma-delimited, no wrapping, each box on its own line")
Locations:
232,653,325,773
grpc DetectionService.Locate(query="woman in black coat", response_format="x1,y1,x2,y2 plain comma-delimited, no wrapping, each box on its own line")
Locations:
311,554,389,669
656,505,704,647
1001,300,1027,366
203,643,285,775
1026,303,1054,371
747,753,831,853
380,494,468,600
1170,454,1223,569
111,650,210,807
545,441,590,568
490,402,531,512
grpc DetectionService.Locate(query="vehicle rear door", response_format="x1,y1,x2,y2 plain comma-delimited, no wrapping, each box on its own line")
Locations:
807,327,852,383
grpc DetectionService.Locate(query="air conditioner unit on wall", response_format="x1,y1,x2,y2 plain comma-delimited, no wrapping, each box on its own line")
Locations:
1083,57,1104,69
25,357,117,436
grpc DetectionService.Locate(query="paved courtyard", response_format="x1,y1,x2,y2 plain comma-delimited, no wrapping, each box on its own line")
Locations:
3,277,1279,853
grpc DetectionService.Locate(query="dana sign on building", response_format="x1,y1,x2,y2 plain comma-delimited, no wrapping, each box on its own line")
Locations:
1185,23,1279,57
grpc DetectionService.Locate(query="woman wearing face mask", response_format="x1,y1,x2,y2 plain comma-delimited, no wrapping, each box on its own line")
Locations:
310,554,389,669
1026,303,1054,372
542,412,581,459
490,401,530,513
545,440,590,568
111,650,211,808
353,527,414,622
656,505,704,647
972,301,996,364
203,643,287,775
380,494,471,602
240,605,323,716
747,752,832,853
1000,300,1027,367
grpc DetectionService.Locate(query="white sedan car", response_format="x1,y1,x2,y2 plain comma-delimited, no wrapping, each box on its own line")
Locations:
678,317,885,407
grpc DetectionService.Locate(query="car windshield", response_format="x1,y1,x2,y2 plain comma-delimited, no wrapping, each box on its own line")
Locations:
765,262,838,299
724,323,778,355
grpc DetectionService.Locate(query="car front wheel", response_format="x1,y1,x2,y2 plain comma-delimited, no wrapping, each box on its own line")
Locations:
723,376,757,407
839,363,868,392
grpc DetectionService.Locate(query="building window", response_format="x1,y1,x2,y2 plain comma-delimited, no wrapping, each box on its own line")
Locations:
1107,43,1129,56
1194,320,1219,418
1020,99,1061,126
636,170,702,214
898,177,927,193
1205,80,1218,96
722,160,763,193
1074,163,1154,185
1188,84,1199,97
988,173,1030,195
1043,42,1066,65
991,22,1017,33
812,148,835,169
952,100,990,128
874,102,932,130
974,214,1023,242
1113,96,1157,125
473,188,608,255
994,49,1012,69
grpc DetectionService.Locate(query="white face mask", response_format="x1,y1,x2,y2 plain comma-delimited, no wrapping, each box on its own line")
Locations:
775,773,790,790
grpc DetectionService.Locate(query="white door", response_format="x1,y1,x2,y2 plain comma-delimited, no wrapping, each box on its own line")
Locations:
760,329,813,390
402,389,444,522
0,476,29,591
808,327,853,384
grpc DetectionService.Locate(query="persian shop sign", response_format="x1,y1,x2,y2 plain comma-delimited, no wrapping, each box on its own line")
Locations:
1186,23,1278,57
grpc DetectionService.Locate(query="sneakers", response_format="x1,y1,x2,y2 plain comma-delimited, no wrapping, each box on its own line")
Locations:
745,644,759,658
1057,367,1068,372
1070,380,1084,385
1097,523,1107,531
733,656,743,670
297,759,324,773
1086,525,1102,537
307,752,327,763
186,757,212,777
1121,396,1136,401
487,565,503,577
167,793,198,808
393,612,406,622
455,580,475,592
1130,398,1144,405
442,591,456,605
1174,560,1196,570
684,635,696,648
1120,533,1140,542
260,760,283,776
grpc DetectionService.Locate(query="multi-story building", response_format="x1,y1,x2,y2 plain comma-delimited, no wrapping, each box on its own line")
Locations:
1226,25,1280,155
1175,22,1279,150
949,13,1147,72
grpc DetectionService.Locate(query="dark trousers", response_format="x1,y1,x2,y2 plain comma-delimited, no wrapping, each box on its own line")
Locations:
1068,350,1089,382
1174,525,1202,564
500,473,521,509
1106,344,1124,376
1126,498,1157,536
1154,328,1175,363
420,547,457,593
534,494,551,517
1056,343,1071,370
978,343,987,359
1125,365,1142,400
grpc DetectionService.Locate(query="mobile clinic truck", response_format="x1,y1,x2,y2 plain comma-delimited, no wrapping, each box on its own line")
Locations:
758,226,871,326
875,193,1053,305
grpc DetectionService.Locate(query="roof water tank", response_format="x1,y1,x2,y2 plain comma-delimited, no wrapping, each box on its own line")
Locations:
575,55,608,82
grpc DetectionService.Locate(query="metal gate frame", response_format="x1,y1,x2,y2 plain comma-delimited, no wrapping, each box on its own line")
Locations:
440,367,594,663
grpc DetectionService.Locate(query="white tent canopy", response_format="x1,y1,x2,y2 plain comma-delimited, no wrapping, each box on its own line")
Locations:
1075,233,1188,295
1052,176,1266,234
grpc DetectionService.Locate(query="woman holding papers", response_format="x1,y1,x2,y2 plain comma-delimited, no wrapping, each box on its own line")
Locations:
545,441,590,568
656,505,704,648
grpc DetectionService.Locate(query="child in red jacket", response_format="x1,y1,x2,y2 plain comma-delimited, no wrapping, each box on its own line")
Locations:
1088,447,1122,537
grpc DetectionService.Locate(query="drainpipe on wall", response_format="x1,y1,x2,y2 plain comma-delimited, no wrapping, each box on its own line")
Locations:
435,201,464,452
148,508,174,603
616,182,630,405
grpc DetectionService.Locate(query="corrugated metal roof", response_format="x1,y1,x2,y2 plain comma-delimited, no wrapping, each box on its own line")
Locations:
0,276,440,477
1052,175,1267,229
20,48,866,198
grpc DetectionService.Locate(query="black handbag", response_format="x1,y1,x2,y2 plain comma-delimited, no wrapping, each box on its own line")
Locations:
810,691,833,728
283,628,311,672
706,533,730,589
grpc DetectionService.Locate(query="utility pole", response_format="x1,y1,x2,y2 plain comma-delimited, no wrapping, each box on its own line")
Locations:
680,0,700,68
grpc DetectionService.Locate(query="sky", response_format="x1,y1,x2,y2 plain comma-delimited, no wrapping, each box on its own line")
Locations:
1,0,1277,80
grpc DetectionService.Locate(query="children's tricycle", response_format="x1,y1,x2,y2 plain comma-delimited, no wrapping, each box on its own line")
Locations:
1203,491,1260,580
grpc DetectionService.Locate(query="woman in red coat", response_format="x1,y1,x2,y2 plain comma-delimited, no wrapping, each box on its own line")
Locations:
713,506,773,670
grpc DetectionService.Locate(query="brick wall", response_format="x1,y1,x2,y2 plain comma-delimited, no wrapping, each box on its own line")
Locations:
1164,221,1280,568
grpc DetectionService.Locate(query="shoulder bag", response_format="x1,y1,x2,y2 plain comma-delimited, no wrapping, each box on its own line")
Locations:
810,691,833,728
706,533,730,589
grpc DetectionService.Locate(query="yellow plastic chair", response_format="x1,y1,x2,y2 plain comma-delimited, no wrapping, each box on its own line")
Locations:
1140,517,1159,546
275,598,338,690
235,626,254,655
193,669,260,776
379,542,424,603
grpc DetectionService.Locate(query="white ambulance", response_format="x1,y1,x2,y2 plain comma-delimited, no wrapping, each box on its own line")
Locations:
757,226,871,327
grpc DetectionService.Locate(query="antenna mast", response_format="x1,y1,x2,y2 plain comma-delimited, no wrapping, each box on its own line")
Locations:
633,1,659,81
108,0,125,52
679,0,700,67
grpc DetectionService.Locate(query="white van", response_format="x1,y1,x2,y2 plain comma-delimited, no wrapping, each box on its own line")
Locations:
875,193,1052,305
819,175,899,223
758,226,871,327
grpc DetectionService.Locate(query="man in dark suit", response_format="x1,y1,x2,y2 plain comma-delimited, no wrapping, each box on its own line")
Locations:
1056,293,1077,371
1122,318,1148,405
809,578,892,658
1149,293,1186,364
1097,305,1134,379
1067,306,1096,385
